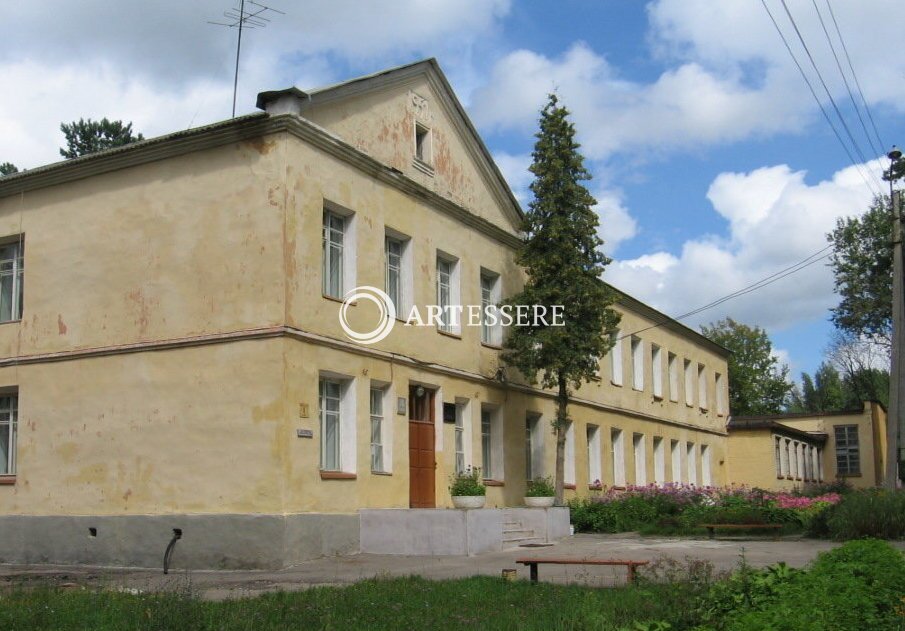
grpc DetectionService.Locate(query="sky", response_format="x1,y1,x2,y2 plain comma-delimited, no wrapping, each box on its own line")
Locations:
2,0,904,383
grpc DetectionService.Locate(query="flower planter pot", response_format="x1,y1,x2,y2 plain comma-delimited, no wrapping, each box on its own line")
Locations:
524,496,555,508
451,495,486,509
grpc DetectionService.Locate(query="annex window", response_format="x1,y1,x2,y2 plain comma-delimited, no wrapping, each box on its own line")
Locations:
369,385,388,473
670,439,682,483
651,344,663,399
686,442,697,485
653,436,665,485
436,253,461,334
684,359,694,406
633,433,647,485
587,424,601,486
0,240,23,322
835,425,860,475
715,372,725,415
611,428,626,486
415,123,431,164
667,352,679,402
0,394,17,475
697,364,708,410
631,336,644,391
322,207,355,299
480,270,502,346
609,331,623,386
701,444,712,486
774,436,783,478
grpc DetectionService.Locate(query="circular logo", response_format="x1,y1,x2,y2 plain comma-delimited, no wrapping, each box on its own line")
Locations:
338,285,397,344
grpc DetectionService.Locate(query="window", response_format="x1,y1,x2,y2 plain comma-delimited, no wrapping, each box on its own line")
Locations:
564,421,575,486
774,436,783,478
697,364,708,410
684,359,694,406
526,413,543,481
631,336,644,391
610,331,623,386
436,254,461,334
481,405,503,480
0,241,23,322
0,394,17,475
667,352,679,402
322,210,345,298
715,372,725,415
835,425,860,475
633,433,647,485
481,408,492,476
611,428,626,486
651,344,663,399
653,437,665,485
455,403,466,475
369,387,385,472
671,439,682,483
415,123,431,163
385,237,403,314
785,439,794,478
817,448,824,481
480,270,502,346
701,444,712,486
587,425,601,486
686,442,697,485
320,379,342,471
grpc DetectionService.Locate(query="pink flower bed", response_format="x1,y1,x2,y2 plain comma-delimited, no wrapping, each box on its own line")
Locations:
773,493,842,509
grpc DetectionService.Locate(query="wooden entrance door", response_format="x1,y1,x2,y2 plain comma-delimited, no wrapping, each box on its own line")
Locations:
409,385,436,508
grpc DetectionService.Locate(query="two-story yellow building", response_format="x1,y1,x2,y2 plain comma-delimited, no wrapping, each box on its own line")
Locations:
0,59,729,568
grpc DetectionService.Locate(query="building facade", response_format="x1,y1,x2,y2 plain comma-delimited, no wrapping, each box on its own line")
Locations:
0,60,729,568
727,401,889,490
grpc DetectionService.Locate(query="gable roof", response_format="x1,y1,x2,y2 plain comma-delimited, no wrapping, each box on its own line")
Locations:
295,58,525,230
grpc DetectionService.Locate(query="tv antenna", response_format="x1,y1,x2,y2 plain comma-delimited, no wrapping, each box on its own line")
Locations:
208,0,285,118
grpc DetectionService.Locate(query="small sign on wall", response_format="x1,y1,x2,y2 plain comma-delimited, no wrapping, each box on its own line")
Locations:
296,429,313,439
397,397,407,416
298,403,310,418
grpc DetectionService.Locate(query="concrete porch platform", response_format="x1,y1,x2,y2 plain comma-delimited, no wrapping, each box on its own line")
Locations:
359,507,570,556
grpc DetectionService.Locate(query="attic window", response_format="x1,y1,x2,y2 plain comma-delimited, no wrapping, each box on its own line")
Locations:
414,124,431,164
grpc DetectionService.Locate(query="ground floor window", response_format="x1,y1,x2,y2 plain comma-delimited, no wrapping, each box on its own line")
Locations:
686,442,697,485
611,428,625,486
670,439,681,483
369,387,385,473
834,425,860,475
455,404,466,475
320,379,342,471
0,394,17,475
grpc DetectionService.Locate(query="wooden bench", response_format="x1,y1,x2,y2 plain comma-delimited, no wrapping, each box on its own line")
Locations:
701,523,783,539
516,557,649,585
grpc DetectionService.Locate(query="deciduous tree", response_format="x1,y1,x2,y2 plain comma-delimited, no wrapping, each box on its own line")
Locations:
0,162,18,176
59,118,144,159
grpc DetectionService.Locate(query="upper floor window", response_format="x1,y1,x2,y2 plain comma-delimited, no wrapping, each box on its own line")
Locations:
0,240,23,322
834,424,860,475
436,253,461,334
385,237,402,313
667,352,679,402
322,208,355,299
609,331,623,386
369,386,386,473
415,123,432,164
698,364,708,410
651,344,663,399
684,359,694,407
715,372,726,415
630,336,644,391
0,393,17,475
480,270,501,346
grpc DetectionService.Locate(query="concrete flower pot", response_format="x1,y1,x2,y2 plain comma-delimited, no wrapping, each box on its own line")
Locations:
524,496,555,508
451,495,486,509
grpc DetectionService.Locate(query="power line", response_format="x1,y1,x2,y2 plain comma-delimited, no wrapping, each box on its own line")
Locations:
778,0,885,194
616,244,835,342
759,0,883,199
824,0,886,152
810,0,882,160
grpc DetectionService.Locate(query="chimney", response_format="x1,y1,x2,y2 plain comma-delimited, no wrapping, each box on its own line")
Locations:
255,87,309,116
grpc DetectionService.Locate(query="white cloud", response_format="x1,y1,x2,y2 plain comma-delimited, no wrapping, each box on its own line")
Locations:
607,160,880,331
493,151,532,204
595,189,638,256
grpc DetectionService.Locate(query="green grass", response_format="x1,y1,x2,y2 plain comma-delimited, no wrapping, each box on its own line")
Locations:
0,576,698,631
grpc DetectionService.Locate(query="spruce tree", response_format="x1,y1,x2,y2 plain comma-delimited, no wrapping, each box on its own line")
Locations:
59,118,145,159
503,94,620,505
0,162,18,176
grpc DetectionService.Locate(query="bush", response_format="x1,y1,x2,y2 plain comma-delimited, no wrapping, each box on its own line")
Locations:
526,476,554,497
794,479,853,497
448,467,485,496
821,489,905,540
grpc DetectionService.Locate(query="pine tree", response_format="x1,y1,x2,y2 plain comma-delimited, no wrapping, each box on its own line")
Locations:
0,162,18,176
503,94,620,505
59,118,145,159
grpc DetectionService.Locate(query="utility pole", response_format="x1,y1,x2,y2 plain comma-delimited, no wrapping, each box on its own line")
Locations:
886,145,903,489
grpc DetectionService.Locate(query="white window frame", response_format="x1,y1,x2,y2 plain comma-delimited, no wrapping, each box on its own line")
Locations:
436,252,461,335
0,393,17,475
0,240,24,323
633,433,647,485
384,230,412,317
651,344,663,399
686,442,697,485
653,436,665,485
774,435,783,478
671,439,682,483
611,428,626,486
414,122,432,164
715,372,725,415
587,424,601,486
319,372,356,473
480,269,502,346
564,421,576,486
698,364,708,411
701,444,712,486
526,413,544,480
322,205,356,299
480,404,503,480
369,382,392,473
667,352,679,402
631,336,644,391
610,331,623,386
684,359,694,407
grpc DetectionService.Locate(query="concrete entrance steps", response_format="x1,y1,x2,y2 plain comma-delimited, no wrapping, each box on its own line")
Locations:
502,519,542,548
